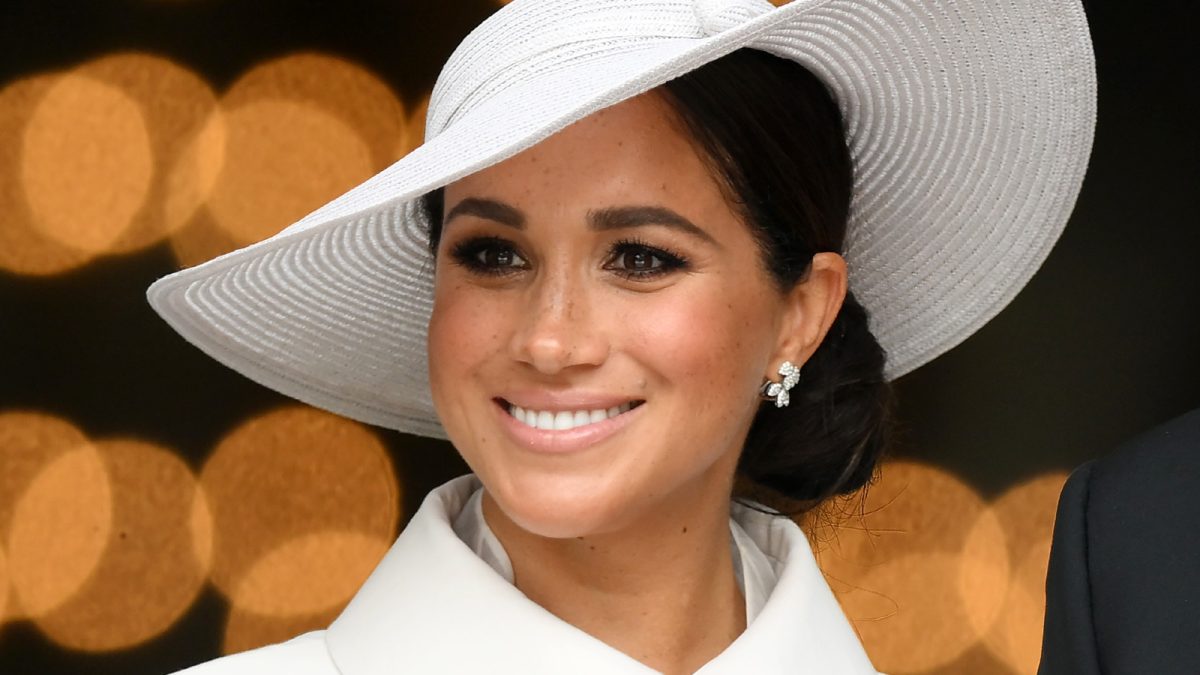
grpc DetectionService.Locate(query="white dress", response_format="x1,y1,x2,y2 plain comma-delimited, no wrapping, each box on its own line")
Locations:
177,474,880,674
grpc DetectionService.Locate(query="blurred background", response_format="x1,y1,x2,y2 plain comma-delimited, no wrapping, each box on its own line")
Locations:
0,0,1196,673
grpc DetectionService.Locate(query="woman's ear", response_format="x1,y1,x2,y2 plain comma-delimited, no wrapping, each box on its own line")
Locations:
772,252,848,367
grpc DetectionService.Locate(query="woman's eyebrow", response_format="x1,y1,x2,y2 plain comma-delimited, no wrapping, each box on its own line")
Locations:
588,206,718,245
443,197,525,228
442,199,717,246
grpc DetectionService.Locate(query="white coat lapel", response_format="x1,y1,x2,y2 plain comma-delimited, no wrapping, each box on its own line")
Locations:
696,504,878,673
325,475,878,674
325,475,658,674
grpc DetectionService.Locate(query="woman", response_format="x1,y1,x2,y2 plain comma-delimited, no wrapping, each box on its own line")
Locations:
151,0,1096,673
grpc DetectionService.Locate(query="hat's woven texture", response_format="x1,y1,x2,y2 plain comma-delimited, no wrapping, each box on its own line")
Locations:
148,0,1097,439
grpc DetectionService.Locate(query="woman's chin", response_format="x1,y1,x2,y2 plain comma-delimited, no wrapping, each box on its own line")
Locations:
486,478,636,540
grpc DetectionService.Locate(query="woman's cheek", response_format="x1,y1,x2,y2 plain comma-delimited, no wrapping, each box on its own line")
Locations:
429,284,502,406
631,288,757,405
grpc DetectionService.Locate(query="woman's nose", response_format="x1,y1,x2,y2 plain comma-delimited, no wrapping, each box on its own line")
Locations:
509,272,609,374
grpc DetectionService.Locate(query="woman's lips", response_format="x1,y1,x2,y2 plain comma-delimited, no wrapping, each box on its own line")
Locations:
493,398,645,454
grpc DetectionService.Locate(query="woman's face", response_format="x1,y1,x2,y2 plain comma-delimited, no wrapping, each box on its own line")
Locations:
428,93,816,538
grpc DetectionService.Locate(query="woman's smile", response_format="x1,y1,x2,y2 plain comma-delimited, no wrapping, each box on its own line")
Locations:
493,395,647,454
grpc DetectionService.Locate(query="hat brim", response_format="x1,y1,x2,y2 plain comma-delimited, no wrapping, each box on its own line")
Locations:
148,0,1096,438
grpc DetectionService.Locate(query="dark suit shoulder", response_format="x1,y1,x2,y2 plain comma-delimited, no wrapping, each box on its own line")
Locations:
1088,406,1200,503
1038,459,1100,675
1074,407,1200,674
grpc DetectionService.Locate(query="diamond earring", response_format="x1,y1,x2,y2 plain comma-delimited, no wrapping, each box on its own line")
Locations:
760,360,801,408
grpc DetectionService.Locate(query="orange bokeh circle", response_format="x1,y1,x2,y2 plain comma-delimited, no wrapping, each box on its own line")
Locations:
223,602,341,657
171,53,408,268
0,53,219,276
232,530,391,618
206,98,372,245
0,412,211,650
75,53,223,253
0,75,101,274
7,444,113,620
818,460,1010,673
0,542,8,624
0,411,105,619
201,406,400,654
31,439,211,652
982,472,1068,673
21,73,154,254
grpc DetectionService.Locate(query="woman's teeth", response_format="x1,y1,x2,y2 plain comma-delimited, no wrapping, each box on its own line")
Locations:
508,402,635,430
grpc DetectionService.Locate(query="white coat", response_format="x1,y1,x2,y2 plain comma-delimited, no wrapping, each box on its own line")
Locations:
177,475,880,674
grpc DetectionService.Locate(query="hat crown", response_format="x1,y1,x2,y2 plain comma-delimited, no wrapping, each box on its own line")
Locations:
426,0,722,141
694,0,775,35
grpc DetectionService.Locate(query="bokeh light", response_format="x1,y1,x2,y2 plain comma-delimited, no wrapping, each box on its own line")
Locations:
198,405,400,654
232,531,390,617
0,413,210,650
32,439,211,652
8,443,112,619
811,462,1069,674
164,110,226,253
171,53,409,267
0,75,96,274
960,508,1011,638
982,473,1068,674
0,412,92,532
207,98,372,244
222,52,407,169
0,54,219,276
0,412,104,620
75,53,222,253
21,73,153,254
0,541,8,624
818,460,1011,673
223,604,340,657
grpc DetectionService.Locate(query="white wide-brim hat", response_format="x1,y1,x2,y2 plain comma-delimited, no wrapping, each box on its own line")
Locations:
147,0,1097,439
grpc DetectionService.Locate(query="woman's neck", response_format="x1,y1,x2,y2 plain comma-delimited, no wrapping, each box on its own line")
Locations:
481,474,746,675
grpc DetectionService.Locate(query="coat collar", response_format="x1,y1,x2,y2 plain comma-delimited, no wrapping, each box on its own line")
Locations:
325,475,878,674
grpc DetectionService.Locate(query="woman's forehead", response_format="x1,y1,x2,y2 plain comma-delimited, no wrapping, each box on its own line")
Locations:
443,93,725,214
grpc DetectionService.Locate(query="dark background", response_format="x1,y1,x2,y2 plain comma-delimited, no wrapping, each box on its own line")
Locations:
0,0,1197,673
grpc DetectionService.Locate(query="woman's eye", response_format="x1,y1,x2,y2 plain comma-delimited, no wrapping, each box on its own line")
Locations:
475,246,525,268
618,249,660,271
605,241,687,280
449,237,528,275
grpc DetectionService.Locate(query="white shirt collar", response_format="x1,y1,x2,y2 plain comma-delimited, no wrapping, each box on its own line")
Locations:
325,474,878,674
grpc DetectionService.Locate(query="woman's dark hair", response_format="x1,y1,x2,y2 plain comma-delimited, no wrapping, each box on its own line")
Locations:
421,48,891,516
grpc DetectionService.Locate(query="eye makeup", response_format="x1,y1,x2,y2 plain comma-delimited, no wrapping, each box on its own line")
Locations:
446,234,691,282
602,237,690,280
448,236,529,277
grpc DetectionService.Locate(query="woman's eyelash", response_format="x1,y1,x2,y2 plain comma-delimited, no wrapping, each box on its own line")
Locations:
448,236,528,276
604,237,689,279
446,235,689,280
